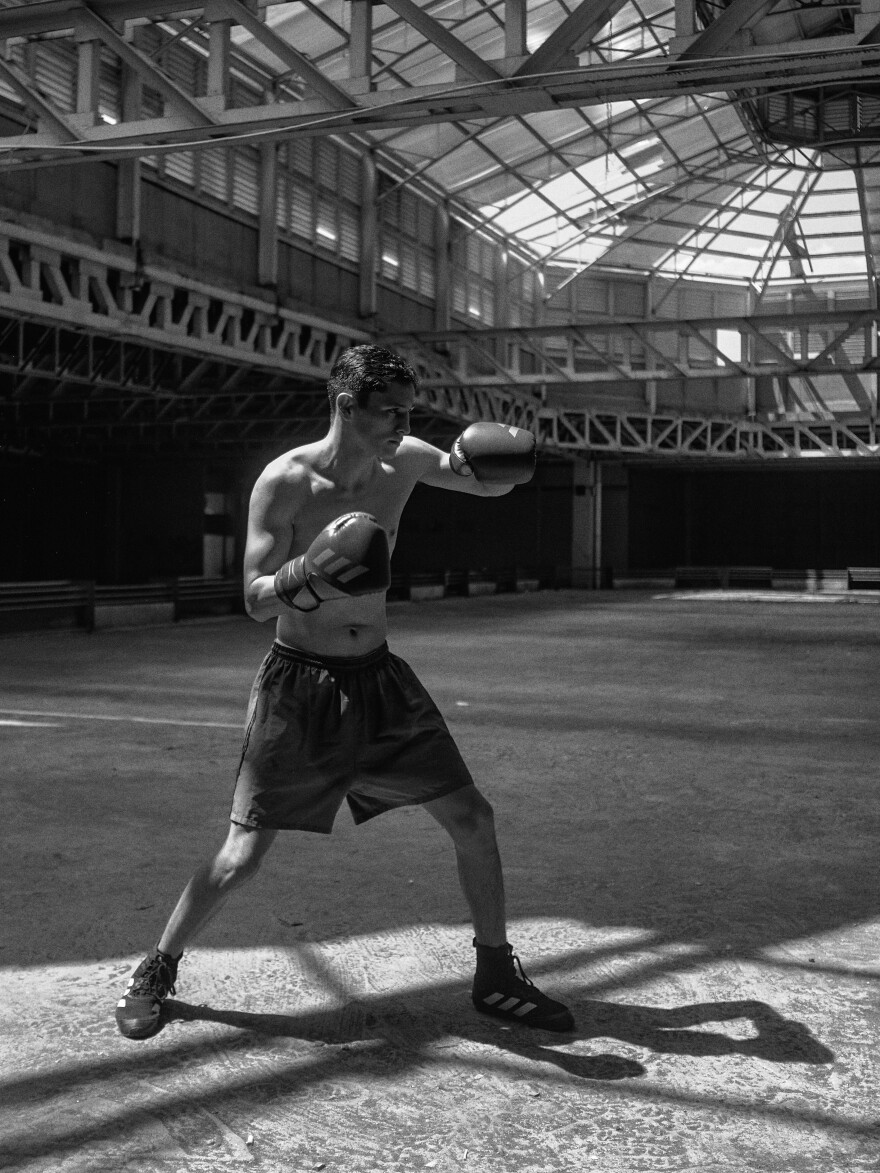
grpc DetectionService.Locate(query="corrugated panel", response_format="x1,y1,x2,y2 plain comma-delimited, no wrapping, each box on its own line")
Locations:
141,86,163,119
401,242,417,291
339,207,360,263
452,275,466,315
418,253,435,299
400,192,418,238
338,149,361,203
380,236,400,281
417,198,434,245
315,140,338,190
34,43,75,111
613,281,646,318
165,151,196,187
201,149,229,204
99,49,121,123
276,177,288,229
290,185,312,239
576,277,610,315
383,190,400,231
232,150,259,216
230,76,262,109
288,139,312,177
315,205,338,249
164,42,201,95
0,42,24,102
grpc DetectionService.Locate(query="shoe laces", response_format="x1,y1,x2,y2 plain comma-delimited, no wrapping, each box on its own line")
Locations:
509,949,535,989
131,952,177,999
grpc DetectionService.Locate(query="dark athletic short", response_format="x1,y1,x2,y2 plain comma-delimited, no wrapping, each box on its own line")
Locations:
230,641,474,833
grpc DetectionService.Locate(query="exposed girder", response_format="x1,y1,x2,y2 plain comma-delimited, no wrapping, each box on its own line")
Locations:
0,0,879,165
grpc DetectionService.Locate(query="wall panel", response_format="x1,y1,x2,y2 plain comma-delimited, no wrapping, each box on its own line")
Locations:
628,466,880,569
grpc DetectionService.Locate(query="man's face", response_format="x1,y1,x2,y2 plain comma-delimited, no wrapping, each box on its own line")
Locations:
347,380,415,454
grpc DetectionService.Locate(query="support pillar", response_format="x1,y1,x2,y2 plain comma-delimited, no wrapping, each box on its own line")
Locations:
349,0,373,93
591,459,603,588
258,143,278,287
72,25,101,132
360,152,377,319
205,12,233,110
434,200,450,330
116,45,141,243
571,458,593,587
505,0,528,59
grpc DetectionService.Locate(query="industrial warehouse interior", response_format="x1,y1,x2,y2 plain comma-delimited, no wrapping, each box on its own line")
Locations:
0,0,878,1171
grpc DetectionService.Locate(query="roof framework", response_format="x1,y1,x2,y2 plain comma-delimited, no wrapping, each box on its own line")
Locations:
0,0,878,457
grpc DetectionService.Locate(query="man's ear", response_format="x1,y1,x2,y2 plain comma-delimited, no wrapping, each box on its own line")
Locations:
335,391,356,420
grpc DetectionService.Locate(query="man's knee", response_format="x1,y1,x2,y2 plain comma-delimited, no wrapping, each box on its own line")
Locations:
443,789,496,843
214,825,275,886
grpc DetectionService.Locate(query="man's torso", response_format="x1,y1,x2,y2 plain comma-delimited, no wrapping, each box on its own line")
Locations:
273,441,424,655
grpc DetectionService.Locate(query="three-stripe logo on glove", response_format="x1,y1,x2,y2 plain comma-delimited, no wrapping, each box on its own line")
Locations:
311,547,369,583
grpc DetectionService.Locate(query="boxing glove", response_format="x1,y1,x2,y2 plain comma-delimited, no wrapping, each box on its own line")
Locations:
274,512,391,612
449,422,536,484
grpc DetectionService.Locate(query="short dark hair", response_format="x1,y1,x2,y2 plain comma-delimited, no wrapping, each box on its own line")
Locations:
327,345,417,413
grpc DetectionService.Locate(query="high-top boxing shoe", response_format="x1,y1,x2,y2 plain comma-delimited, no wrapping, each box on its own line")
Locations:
472,940,575,1032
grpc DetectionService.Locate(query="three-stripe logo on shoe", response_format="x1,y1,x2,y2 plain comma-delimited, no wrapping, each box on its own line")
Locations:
482,992,538,1017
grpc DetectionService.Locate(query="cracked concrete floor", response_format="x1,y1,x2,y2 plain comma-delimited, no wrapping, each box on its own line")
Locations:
1,591,878,1173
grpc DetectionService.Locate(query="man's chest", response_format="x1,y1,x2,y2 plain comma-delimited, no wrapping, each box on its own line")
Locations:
294,466,413,551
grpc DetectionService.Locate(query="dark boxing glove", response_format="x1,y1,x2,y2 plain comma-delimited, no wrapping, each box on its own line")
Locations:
274,512,391,612
449,422,536,485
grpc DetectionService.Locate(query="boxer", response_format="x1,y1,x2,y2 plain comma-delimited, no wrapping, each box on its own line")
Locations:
116,344,573,1040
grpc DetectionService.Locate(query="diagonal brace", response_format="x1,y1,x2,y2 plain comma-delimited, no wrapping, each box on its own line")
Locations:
78,5,216,126
210,0,358,107
514,0,629,78
380,0,501,81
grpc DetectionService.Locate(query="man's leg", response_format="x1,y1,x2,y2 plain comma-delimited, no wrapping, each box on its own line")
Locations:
422,787,506,946
158,822,278,957
423,786,574,1032
116,822,277,1039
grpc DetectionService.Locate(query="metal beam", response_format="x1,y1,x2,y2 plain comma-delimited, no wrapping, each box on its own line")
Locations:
208,0,357,108
1,40,877,164
513,0,630,77
76,5,216,125
674,0,781,60
379,0,501,82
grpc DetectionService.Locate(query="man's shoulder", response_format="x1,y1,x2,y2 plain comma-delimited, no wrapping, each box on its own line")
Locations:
393,435,441,466
258,443,321,486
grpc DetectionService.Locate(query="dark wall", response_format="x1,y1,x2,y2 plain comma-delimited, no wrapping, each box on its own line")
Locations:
0,452,573,585
0,456,205,584
0,158,117,240
628,465,880,569
141,183,259,288
392,463,573,575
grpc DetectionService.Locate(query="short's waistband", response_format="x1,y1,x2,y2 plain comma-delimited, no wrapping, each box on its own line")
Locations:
270,640,390,671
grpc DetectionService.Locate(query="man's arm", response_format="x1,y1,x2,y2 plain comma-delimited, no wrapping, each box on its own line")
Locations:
404,436,515,497
242,466,302,622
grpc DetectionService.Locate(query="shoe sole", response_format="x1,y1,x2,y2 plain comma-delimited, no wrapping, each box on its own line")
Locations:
473,1002,575,1032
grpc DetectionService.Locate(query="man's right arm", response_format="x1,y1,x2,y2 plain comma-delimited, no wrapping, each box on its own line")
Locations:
242,467,300,623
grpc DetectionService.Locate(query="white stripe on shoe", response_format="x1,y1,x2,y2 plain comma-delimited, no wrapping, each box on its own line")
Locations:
513,1002,538,1017
482,993,506,1006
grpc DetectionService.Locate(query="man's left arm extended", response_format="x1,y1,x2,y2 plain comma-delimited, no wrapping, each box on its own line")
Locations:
411,423,536,496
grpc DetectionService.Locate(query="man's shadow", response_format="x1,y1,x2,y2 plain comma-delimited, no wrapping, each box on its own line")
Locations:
164,990,833,1083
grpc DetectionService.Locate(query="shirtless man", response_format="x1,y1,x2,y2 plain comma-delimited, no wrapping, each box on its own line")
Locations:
116,344,573,1040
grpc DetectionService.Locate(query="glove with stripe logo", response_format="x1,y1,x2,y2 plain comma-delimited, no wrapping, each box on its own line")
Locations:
449,422,536,484
274,512,391,612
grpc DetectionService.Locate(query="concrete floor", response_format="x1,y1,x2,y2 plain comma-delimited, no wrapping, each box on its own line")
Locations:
1,591,879,1173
